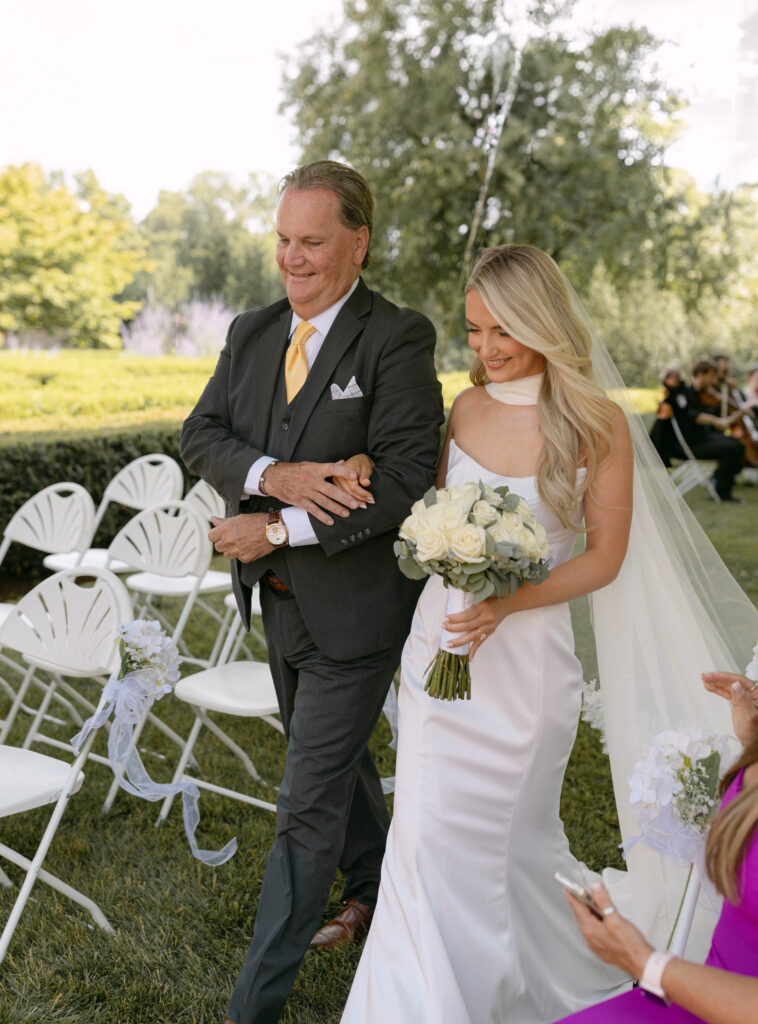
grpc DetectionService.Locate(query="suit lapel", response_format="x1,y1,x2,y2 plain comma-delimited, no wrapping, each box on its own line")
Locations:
249,308,291,447
284,281,372,457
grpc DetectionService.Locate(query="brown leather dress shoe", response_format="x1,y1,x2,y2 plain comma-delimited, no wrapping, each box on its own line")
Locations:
308,897,374,951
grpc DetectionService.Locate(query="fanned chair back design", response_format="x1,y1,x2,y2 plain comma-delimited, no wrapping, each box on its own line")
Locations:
184,478,226,521
0,484,96,721
42,454,184,574
0,483,95,568
0,568,131,962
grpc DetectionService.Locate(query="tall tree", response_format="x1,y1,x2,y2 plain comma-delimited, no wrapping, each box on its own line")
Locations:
0,164,146,348
281,0,682,363
133,172,282,312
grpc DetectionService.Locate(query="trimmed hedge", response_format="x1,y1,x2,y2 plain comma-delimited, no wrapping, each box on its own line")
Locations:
0,422,194,580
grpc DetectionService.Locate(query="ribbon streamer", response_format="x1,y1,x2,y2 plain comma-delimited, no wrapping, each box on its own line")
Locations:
71,670,237,866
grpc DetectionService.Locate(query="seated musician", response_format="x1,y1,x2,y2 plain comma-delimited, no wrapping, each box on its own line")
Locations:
683,358,746,502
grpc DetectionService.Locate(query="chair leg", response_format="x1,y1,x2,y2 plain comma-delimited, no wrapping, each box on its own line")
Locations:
0,663,37,744
21,676,60,750
156,714,204,824
0,865,12,889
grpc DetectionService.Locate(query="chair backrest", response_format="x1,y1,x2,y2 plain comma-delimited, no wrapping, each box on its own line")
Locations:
0,569,132,676
94,454,184,531
184,478,225,521
0,483,96,567
107,501,212,579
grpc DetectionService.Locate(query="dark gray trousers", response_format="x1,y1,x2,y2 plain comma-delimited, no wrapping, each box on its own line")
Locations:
227,584,401,1024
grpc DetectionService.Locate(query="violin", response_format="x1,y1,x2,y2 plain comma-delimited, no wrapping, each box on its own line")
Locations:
699,384,758,467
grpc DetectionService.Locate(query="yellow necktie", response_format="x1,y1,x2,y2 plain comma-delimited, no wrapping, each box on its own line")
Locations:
285,320,316,403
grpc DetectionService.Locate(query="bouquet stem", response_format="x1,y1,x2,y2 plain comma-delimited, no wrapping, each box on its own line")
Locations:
424,649,471,700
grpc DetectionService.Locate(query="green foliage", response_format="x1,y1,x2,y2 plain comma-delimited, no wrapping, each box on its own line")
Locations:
131,172,283,312
281,0,682,363
0,164,147,348
0,350,217,432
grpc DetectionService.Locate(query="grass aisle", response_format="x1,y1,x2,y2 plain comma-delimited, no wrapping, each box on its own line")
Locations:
0,483,755,1023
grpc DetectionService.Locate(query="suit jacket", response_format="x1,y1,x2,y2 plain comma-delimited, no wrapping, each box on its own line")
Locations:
180,279,444,661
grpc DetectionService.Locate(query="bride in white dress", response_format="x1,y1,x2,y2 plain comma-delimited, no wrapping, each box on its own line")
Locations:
341,245,635,1023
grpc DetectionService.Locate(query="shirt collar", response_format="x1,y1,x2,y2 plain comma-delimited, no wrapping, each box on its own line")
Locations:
289,278,359,339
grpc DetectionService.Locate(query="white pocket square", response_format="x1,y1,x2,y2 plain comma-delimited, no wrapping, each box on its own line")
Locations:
331,376,364,400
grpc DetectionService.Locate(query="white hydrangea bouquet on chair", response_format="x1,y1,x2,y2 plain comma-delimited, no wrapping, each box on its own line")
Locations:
623,726,733,867
394,482,551,700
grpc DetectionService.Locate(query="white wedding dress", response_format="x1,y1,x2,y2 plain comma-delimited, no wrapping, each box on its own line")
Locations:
341,438,626,1024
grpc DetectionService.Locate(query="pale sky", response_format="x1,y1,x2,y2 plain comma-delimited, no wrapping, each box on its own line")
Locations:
1,0,756,218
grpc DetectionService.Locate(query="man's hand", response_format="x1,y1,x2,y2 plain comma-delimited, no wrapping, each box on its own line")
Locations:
209,514,273,563
263,461,364,526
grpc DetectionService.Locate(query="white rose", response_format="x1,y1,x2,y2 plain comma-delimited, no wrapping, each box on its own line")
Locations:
443,483,480,513
515,498,536,523
414,519,449,562
532,521,549,560
481,482,504,506
449,523,487,563
425,502,468,533
410,498,427,517
488,513,517,545
519,526,542,561
399,513,423,544
471,500,499,527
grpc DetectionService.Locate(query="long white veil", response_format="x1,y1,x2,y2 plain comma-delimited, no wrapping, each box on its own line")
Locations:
566,280,758,953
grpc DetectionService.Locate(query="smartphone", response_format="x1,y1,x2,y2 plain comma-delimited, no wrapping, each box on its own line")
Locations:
554,871,604,920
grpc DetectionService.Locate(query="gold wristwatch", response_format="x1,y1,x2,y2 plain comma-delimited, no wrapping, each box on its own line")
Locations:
265,510,289,547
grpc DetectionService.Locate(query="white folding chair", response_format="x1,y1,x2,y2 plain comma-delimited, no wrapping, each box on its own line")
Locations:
0,568,131,962
669,419,720,502
0,484,96,736
156,645,283,827
42,453,184,573
184,478,226,522
100,501,231,812
107,500,232,664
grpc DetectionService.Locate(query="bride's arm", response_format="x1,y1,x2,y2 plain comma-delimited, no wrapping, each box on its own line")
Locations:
446,405,633,657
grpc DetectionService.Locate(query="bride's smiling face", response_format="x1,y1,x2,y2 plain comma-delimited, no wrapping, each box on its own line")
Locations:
466,289,545,382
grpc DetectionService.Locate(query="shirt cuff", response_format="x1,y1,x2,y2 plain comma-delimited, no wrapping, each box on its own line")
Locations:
281,507,318,547
242,456,277,497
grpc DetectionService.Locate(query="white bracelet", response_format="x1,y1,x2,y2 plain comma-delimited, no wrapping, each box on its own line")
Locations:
639,950,674,1004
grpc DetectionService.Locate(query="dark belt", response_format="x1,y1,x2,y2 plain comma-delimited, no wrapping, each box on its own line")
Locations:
262,571,290,595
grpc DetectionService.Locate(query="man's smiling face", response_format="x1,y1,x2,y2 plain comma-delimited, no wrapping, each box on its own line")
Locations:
275,187,368,319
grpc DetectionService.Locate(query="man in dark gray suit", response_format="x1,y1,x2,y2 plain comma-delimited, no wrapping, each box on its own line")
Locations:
180,160,443,1024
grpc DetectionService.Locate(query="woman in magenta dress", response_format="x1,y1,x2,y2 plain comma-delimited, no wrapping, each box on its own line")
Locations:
556,670,758,1024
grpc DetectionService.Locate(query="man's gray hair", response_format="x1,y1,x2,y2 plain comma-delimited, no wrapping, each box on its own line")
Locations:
280,160,374,269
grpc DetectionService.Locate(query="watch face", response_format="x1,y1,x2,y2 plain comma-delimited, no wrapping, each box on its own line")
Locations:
267,522,288,545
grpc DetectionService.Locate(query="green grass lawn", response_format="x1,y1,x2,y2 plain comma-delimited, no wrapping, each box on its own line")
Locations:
0,435,756,1020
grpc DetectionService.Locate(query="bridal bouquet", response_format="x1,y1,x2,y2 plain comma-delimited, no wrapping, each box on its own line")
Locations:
394,482,550,700
623,726,732,866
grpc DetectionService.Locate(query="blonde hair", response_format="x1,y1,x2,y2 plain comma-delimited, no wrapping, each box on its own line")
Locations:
706,737,758,904
467,245,616,528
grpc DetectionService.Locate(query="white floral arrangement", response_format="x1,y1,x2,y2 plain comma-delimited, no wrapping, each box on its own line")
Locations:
623,726,733,866
745,638,758,683
118,618,181,698
394,482,551,700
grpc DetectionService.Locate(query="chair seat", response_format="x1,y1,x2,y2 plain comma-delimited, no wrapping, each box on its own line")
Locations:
125,569,232,597
43,549,131,574
0,746,85,817
223,587,262,616
175,661,279,717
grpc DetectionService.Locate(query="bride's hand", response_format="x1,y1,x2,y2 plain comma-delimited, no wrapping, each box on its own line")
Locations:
443,596,510,661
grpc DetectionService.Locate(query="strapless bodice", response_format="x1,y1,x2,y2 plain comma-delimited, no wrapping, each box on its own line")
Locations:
445,438,584,567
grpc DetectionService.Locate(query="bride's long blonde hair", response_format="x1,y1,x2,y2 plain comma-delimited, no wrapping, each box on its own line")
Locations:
467,245,616,528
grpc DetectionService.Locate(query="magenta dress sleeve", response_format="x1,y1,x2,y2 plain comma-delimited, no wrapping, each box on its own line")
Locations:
552,770,758,1024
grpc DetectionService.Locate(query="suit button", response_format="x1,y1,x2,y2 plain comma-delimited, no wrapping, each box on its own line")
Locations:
281,420,289,431
348,534,356,543
364,528,371,536
340,538,349,547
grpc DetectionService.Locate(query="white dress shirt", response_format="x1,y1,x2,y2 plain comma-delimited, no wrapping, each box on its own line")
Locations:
242,279,359,546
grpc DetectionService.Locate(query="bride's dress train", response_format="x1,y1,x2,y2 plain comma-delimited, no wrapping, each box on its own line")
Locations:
341,439,626,1023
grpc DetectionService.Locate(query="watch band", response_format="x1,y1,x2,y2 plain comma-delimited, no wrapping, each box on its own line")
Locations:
639,950,674,1004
